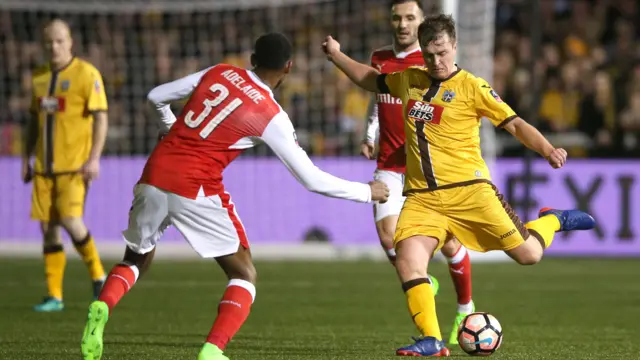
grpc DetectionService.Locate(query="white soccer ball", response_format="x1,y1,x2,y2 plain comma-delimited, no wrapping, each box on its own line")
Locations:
457,312,503,356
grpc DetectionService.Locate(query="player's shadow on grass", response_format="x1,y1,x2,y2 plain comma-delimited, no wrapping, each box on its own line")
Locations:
113,331,203,339
107,340,201,348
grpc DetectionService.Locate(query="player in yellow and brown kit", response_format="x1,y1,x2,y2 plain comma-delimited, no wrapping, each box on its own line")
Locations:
323,14,596,356
23,19,108,312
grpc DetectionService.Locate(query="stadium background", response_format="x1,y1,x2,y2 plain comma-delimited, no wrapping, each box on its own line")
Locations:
0,0,639,259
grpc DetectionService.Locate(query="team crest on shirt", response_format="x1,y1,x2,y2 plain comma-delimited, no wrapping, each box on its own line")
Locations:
60,80,70,91
441,89,455,103
406,99,444,125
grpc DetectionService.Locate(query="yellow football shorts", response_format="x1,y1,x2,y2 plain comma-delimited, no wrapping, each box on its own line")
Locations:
394,182,529,253
31,173,88,222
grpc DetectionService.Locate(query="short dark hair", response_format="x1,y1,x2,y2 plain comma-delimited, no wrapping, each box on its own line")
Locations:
390,0,424,12
252,33,293,70
418,14,456,45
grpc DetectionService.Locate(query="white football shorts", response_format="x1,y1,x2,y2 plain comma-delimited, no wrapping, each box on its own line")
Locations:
122,184,249,258
373,169,406,222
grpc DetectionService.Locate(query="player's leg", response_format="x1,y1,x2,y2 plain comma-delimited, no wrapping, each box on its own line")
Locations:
35,221,67,312
58,174,106,299
506,208,596,265
81,184,169,360
373,170,440,294
440,238,474,344
374,214,400,264
168,189,252,360
373,170,405,264
395,236,450,357
199,246,257,360
393,194,450,357
447,183,595,265
31,175,66,312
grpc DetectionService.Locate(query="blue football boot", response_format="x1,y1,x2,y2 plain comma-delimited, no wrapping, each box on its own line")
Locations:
396,336,450,357
34,296,64,312
538,208,596,231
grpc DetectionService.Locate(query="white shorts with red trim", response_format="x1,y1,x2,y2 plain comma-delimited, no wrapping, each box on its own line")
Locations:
122,184,249,258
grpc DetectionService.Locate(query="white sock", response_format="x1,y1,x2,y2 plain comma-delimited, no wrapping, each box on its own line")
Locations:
457,300,474,314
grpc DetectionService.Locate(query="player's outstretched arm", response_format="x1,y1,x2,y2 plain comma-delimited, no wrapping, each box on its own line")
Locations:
147,66,212,132
502,117,567,169
261,112,389,203
323,36,380,93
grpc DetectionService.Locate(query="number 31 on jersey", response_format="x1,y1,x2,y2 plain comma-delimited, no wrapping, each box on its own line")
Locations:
185,83,243,139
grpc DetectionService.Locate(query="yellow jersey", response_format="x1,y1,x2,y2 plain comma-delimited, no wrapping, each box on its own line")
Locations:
377,67,516,194
31,57,108,174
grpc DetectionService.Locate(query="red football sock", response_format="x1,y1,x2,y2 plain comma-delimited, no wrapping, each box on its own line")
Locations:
206,279,256,350
98,264,139,314
446,246,472,307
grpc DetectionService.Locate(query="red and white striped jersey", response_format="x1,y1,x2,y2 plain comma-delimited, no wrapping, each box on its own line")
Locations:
140,64,371,202
365,45,424,173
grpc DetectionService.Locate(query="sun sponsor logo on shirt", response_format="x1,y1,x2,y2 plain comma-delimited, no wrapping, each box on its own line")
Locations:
406,99,444,125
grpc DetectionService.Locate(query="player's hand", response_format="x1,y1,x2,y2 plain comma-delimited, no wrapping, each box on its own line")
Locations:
369,180,389,203
81,157,100,182
360,142,375,160
21,159,33,184
322,35,341,59
546,148,567,169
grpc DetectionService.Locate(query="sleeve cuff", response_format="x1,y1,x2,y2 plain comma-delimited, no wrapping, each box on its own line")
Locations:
497,115,517,128
376,74,390,94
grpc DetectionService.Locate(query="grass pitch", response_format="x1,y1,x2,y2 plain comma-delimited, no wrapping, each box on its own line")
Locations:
0,258,638,359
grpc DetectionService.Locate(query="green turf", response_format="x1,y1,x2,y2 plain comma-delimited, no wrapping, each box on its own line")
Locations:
0,258,638,359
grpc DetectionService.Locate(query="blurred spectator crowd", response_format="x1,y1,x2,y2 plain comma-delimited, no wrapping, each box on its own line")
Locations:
0,0,639,157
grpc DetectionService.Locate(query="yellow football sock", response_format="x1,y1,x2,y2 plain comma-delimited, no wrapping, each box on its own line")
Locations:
73,233,106,281
404,279,442,340
525,215,561,249
43,245,66,300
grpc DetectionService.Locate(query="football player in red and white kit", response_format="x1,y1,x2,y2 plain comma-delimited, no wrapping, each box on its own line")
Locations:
80,33,389,360
360,0,475,344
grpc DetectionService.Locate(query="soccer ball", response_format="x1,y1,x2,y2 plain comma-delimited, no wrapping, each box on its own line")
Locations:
457,312,503,356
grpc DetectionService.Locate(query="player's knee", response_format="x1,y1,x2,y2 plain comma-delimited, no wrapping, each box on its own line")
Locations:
394,238,433,281
440,238,461,257
230,263,257,284
40,222,61,245
60,216,88,241
513,250,543,266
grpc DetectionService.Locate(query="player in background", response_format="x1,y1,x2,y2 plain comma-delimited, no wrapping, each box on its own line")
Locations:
324,14,595,356
23,19,108,312
80,33,389,360
361,0,475,344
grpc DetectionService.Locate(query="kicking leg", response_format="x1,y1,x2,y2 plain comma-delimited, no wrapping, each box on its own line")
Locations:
199,245,257,360
34,221,66,312
506,208,596,265
440,238,474,344
395,236,450,357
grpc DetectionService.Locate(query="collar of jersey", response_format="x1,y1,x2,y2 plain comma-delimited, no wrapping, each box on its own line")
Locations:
429,66,462,83
392,43,421,59
247,70,273,96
